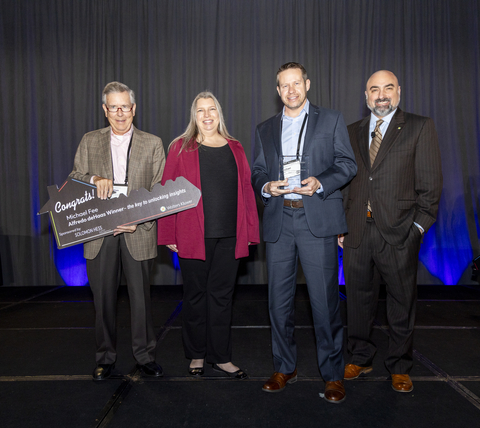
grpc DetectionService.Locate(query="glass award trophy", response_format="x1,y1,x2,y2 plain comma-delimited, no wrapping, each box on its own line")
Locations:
279,155,309,191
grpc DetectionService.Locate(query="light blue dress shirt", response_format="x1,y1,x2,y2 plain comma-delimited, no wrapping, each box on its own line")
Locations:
282,100,309,200
262,100,323,200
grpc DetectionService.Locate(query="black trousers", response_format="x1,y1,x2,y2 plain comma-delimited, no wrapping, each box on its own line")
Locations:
87,234,156,365
179,237,239,363
343,219,422,374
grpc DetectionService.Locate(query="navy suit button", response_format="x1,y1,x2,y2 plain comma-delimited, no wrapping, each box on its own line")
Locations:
369,177,373,181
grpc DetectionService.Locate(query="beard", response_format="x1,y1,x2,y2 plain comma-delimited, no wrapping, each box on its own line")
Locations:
367,97,400,117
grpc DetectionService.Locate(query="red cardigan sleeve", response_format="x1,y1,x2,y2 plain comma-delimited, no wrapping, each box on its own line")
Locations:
229,141,260,257
157,141,181,246
238,144,260,245
157,140,206,259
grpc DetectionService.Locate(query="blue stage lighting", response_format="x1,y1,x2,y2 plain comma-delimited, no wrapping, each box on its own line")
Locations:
54,245,88,286
171,251,180,270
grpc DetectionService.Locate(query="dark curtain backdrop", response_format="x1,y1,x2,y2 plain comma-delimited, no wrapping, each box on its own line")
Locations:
1,0,479,286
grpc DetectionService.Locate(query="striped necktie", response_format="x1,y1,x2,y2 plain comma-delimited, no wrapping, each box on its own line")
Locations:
367,119,384,215
369,119,384,167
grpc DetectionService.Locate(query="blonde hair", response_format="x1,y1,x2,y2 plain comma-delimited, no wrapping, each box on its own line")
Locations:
170,91,235,153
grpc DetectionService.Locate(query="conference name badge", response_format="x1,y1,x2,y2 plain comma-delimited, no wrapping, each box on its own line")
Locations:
112,184,128,199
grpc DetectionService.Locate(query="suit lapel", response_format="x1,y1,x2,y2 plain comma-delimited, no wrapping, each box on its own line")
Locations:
99,127,113,179
272,112,282,157
302,104,319,154
127,126,141,190
371,109,406,171
357,116,371,170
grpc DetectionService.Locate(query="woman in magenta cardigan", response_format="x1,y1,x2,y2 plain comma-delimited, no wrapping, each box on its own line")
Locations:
158,92,259,379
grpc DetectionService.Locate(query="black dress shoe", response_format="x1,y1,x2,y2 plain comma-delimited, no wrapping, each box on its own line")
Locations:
212,364,248,380
137,361,164,377
93,363,114,381
188,367,205,377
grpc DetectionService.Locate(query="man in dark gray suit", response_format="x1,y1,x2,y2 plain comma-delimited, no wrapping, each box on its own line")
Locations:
252,62,357,403
69,82,165,381
340,70,442,392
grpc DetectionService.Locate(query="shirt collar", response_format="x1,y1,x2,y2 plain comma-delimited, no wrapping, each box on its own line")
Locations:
369,108,397,129
110,125,133,146
282,99,310,121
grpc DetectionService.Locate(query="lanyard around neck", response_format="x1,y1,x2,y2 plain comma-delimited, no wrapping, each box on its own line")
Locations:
111,134,133,186
282,113,308,160
124,136,133,185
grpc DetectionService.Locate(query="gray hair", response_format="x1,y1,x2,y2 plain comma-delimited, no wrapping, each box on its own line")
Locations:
171,91,236,153
102,81,136,105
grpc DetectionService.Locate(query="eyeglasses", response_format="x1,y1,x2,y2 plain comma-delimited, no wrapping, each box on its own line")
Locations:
105,106,134,113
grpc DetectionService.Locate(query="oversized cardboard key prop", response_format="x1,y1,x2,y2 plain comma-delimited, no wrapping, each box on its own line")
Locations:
38,177,201,249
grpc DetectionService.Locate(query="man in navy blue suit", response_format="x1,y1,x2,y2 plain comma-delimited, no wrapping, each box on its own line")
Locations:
252,62,357,403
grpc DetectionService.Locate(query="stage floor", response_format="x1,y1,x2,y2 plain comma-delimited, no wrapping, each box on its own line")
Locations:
1,284,479,427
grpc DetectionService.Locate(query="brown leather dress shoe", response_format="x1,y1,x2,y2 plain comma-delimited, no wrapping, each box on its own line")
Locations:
391,374,413,392
324,380,346,404
262,369,297,393
344,363,373,380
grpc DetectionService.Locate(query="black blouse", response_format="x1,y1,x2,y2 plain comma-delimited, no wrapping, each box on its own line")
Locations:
198,144,238,238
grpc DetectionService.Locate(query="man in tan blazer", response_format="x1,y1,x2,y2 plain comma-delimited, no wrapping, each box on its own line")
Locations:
69,82,165,380
339,71,442,393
